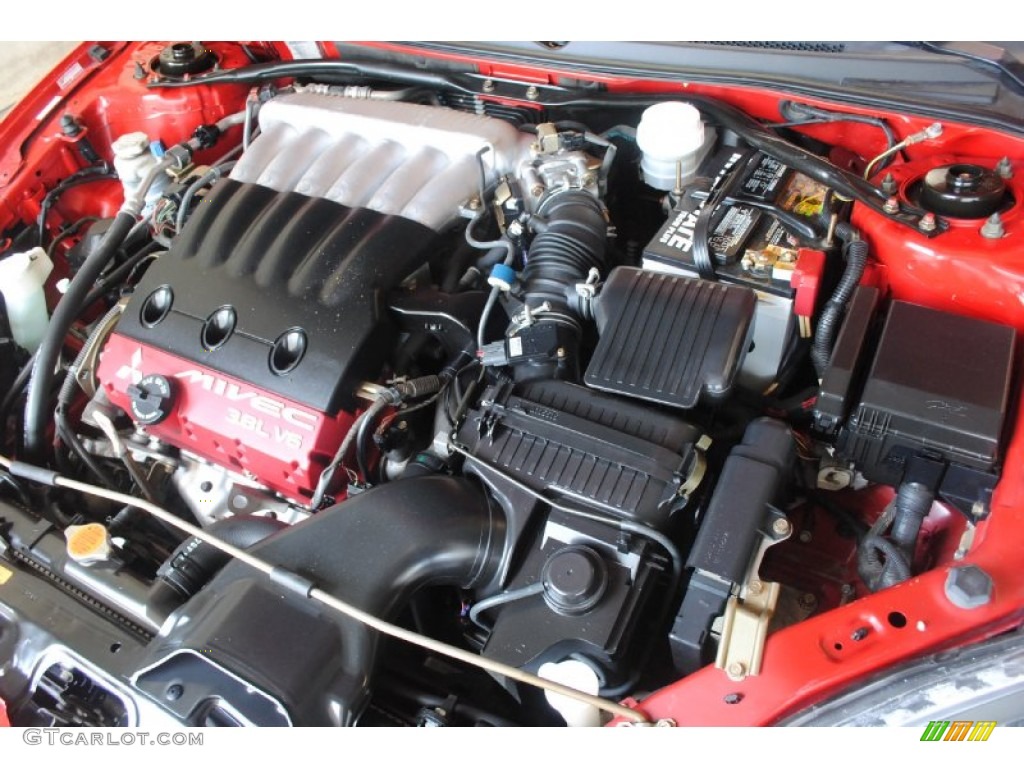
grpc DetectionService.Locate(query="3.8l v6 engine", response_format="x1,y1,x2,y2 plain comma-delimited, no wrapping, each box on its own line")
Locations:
97,94,530,502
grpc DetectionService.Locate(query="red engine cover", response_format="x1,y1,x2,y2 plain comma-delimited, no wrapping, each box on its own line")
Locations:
96,333,356,503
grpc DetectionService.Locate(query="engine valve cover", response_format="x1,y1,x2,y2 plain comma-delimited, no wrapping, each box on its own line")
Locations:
97,335,355,502
95,179,436,502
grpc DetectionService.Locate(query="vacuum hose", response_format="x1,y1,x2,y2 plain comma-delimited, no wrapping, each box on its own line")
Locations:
22,212,136,459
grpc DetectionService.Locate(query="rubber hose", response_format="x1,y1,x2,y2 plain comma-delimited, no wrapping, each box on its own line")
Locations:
23,211,136,459
523,192,607,311
149,514,288,615
811,231,868,378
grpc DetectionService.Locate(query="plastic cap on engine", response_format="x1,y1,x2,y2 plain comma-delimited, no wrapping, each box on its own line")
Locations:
636,101,707,191
541,545,607,616
487,263,516,292
111,131,149,160
127,373,176,425
65,523,113,565
538,659,603,727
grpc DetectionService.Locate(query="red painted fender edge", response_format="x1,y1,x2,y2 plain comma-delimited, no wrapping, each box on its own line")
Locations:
0,697,9,727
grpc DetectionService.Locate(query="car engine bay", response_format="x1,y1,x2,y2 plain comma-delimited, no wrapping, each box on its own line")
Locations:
0,41,1022,727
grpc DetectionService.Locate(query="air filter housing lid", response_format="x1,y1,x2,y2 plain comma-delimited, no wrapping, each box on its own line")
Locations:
585,267,756,409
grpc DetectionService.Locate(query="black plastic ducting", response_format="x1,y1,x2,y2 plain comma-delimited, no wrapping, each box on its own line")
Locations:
134,476,506,726
147,515,288,624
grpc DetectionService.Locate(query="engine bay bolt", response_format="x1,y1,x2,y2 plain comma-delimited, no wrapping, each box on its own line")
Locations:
726,661,746,679
850,626,870,641
747,580,763,595
723,693,744,705
881,172,897,195
531,184,544,197
996,156,1013,179
799,530,813,543
772,517,792,536
467,197,481,211
165,684,184,701
133,61,146,81
526,85,540,100
918,212,937,232
981,212,1005,239
60,114,82,137
800,592,818,609
655,719,676,727
482,79,495,93
945,564,993,609
883,196,900,214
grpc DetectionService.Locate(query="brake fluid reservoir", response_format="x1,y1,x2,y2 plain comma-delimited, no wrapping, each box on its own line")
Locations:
0,246,54,352
111,131,167,212
636,101,711,191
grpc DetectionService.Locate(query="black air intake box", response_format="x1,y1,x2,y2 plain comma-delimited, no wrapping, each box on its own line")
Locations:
458,379,701,530
585,267,756,409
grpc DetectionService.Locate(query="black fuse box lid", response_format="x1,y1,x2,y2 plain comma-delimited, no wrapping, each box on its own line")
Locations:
842,301,1016,484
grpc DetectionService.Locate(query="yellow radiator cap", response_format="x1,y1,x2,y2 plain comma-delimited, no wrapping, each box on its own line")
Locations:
65,523,113,565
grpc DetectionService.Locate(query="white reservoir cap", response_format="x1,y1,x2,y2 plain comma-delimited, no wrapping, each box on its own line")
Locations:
111,131,149,159
0,246,54,352
538,658,603,727
636,101,707,191
111,131,167,214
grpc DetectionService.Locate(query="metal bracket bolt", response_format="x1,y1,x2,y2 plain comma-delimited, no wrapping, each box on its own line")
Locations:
944,564,993,609
981,212,1005,239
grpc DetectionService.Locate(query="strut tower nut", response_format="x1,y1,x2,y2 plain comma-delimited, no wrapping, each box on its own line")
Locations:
944,564,993,609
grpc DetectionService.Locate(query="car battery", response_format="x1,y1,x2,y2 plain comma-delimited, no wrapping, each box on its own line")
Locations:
642,147,829,391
